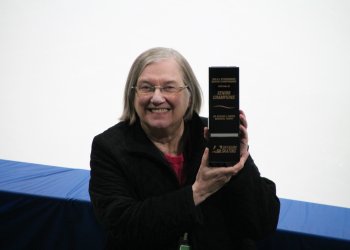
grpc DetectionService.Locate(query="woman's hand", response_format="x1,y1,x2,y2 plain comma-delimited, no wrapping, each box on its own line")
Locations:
192,110,250,205
239,110,249,156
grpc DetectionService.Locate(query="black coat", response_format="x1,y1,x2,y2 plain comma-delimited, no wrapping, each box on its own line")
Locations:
89,113,280,250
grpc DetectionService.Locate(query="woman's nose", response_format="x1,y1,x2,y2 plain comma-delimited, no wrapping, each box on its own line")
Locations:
150,88,166,104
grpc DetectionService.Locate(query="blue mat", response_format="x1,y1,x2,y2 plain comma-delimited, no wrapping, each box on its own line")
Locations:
1,159,349,249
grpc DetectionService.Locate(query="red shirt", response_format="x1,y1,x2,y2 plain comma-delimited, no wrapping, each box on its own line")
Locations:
164,153,185,186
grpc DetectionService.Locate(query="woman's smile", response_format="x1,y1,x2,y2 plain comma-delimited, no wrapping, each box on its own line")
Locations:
147,107,171,113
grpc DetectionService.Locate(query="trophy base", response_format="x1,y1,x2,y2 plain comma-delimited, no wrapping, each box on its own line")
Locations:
208,135,240,167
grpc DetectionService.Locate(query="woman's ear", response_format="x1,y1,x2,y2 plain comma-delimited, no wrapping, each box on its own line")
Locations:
187,89,192,107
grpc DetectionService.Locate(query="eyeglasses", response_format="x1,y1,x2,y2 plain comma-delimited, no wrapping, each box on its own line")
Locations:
132,85,188,95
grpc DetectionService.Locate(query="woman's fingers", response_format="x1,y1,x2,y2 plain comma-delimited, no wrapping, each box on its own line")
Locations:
203,127,209,140
239,110,248,129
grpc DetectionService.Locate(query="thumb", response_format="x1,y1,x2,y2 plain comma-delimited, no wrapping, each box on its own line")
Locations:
201,148,209,167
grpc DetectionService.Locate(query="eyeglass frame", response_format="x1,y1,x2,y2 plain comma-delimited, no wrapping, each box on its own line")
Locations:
131,84,189,95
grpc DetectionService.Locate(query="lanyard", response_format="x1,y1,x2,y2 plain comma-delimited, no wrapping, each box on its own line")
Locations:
179,233,190,250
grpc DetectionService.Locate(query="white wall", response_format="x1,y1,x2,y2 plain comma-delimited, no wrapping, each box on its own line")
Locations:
1,0,349,208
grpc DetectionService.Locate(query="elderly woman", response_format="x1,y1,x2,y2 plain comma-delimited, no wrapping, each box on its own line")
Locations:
89,47,279,250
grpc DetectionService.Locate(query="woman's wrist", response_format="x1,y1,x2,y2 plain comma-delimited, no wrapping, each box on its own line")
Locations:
192,183,208,206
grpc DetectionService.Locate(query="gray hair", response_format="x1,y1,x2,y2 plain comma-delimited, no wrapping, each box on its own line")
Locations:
120,47,202,124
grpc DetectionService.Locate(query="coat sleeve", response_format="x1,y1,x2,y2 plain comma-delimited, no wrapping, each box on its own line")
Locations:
223,155,280,240
89,134,203,249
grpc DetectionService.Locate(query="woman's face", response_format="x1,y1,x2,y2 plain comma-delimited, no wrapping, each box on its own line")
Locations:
134,58,191,134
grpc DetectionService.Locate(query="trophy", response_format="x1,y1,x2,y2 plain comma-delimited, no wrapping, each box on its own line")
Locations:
208,67,240,166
